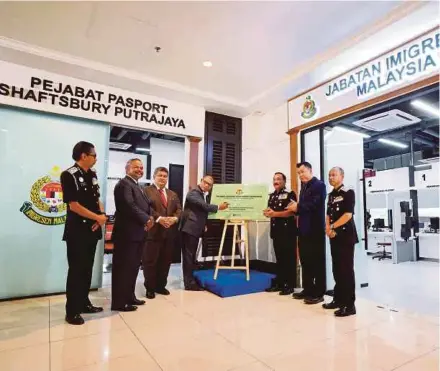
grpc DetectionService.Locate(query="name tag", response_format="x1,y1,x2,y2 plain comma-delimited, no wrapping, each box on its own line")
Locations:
333,196,344,203
279,194,288,200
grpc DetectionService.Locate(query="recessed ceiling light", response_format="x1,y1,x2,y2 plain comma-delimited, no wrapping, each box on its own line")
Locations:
411,100,440,117
203,61,213,68
136,147,150,152
378,138,408,149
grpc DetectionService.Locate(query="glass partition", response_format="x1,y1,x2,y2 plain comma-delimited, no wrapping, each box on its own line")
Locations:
0,106,109,299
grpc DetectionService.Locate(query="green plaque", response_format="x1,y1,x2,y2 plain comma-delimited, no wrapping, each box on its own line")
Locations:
208,184,269,221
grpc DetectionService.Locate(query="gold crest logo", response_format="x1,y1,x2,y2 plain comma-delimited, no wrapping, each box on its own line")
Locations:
20,166,67,226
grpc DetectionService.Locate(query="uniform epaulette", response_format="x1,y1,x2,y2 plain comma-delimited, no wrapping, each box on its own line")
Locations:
340,186,353,192
67,167,78,175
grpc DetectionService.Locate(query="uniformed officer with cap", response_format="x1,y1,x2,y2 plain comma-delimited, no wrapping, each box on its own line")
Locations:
264,172,298,295
60,141,107,325
323,166,358,317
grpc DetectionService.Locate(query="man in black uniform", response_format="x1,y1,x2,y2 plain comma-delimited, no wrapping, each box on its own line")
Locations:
60,141,107,325
264,172,297,295
323,167,358,317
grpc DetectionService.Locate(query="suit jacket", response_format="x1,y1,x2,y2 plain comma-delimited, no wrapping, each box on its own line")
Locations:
112,176,152,242
297,176,327,236
179,186,218,238
144,185,182,240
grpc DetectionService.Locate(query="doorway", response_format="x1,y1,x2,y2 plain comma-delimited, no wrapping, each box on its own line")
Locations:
103,126,186,277
300,83,439,315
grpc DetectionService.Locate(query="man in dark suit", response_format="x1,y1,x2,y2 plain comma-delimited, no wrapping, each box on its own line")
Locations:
143,166,182,299
111,158,153,312
286,162,327,305
179,175,228,290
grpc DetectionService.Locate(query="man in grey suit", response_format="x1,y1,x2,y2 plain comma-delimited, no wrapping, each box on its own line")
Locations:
179,175,228,290
111,158,153,312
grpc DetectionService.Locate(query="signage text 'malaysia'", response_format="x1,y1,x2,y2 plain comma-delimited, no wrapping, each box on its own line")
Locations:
325,32,440,100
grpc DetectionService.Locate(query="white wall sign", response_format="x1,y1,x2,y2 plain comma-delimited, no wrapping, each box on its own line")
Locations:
289,29,440,129
366,167,410,193
0,61,205,137
415,162,439,188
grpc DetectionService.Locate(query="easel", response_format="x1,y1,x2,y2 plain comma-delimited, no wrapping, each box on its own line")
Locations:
214,219,250,281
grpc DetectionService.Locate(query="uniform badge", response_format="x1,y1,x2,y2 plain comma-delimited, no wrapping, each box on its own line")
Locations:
333,196,344,203
279,194,288,200
92,178,98,185
79,177,84,182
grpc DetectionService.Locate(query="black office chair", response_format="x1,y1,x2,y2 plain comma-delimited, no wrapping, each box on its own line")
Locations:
372,242,392,261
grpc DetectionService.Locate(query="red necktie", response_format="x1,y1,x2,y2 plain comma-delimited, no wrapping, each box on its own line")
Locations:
159,189,168,208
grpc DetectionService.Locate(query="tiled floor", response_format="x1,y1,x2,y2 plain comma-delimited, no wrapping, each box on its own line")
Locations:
358,259,439,316
0,265,438,371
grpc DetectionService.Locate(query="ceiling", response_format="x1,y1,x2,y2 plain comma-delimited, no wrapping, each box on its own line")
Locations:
0,1,417,117
109,126,184,154
326,85,439,166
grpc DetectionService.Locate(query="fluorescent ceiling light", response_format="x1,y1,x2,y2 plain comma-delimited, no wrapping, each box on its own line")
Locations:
334,126,370,138
136,147,150,152
378,138,408,149
411,100,439,117
203,61,213,67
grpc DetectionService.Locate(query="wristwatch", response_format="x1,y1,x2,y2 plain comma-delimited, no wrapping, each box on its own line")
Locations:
330,224,335,230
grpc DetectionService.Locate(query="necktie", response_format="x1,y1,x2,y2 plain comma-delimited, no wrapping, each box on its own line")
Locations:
159,189,168,208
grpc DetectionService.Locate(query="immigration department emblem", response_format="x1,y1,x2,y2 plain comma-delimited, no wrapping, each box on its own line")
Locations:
235,188,243,195
19,166,67,226
301,95,317,119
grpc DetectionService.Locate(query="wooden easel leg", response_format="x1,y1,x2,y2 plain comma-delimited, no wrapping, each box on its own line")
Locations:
214,220,228,280
244,222,250,281
231,224,237,268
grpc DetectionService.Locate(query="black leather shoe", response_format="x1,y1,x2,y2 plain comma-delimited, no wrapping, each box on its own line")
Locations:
304,297,324,305
185,285,204,291
156,288,170,296
292,291,308,300
132,298,146,306
65,314,85,325
335,306,356,317
111,304,138,312
82,305,104,314
279,287,295,296
146,291,156,299
323,301,340,310
265,285,282,293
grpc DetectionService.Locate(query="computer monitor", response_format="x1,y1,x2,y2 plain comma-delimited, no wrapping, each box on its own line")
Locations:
430,217,439,231
373,218,385,230
387,209,393,230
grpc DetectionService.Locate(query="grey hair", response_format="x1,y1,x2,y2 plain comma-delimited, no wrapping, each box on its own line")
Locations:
330,166,344,176
125,158,143,170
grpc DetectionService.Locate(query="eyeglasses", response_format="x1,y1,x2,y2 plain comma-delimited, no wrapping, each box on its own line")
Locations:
87,153,97,158
202,180,213,187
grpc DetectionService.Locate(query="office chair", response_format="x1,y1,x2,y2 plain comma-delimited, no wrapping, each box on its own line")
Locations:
372,242,392,261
